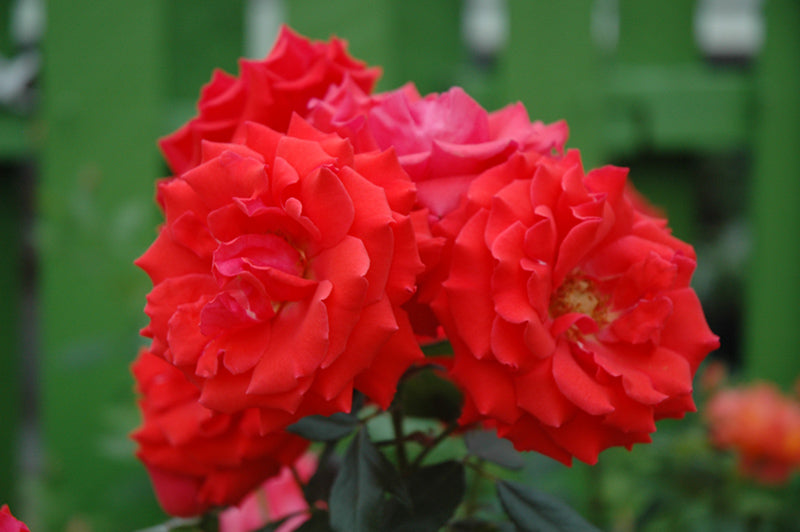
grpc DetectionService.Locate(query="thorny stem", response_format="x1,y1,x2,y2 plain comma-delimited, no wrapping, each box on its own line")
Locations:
458,457,497,519
390,402,409,473
411,420,462,469
374,430,433,448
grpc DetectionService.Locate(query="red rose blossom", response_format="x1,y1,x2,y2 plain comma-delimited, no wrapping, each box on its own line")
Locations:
307,81,568,340
0,505,30,532
137,117,424,431
432,149,719,465
160,25,381,175
706,382,800,484
131,349,309,517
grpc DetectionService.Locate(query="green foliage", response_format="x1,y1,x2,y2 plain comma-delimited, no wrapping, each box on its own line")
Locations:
329,428,411,532
382,461,466,532
288,412,361,442
398,367,463,422
465,430,525,471
497,480,601,532
588,416,800,532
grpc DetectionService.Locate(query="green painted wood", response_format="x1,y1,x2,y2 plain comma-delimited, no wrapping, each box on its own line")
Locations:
287,0,394,89
288,0,464,96
0,2,23,503
616,0,699,65
603,65,753,157
0,113,33,158
383,0,464,95
0,163,23,510
0,0,15,56
38,1,166,529
744,0,800,388
163,0,244,135
503,0,604,168
603,1,753,157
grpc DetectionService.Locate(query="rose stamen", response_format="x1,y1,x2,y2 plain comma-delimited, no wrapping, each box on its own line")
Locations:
549,272,611,333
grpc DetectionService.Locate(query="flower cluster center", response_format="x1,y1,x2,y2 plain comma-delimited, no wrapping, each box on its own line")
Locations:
549,273,610,328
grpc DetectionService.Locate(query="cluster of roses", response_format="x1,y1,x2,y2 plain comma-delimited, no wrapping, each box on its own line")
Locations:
706,380,800,485
133,26,719,518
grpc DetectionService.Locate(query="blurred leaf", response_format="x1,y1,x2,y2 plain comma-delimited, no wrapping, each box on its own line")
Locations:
329,428,410,532
465,430,524,471
447,518,512,532
496,480,600,532
400,367,463,422
448,518,515,532
421,340,453,356
383,460,466,532
288,412,359,442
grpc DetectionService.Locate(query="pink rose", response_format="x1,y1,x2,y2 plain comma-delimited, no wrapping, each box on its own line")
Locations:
707,382,800,484
160,25,381,175
309,81,568,219
0,505,30,532
131,349,309,517
432,150,719,465
220,453,318,532
137,118,424,431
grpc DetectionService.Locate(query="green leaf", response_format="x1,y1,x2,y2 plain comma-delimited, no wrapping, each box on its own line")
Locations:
496,480,601,532
287,412,359,442
400,367,463,422
329,428,410,532
464,429,524,471
448,518,514,532
383,461,466,532
421,339,453,356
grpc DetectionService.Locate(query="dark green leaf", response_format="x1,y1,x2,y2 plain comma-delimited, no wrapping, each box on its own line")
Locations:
294,511,335,532
383,460,466,532
421,339,453,356
329,428,410,532
400,367,463,422
288,412,359,442
464,429,524,471
496,480,601,532
448,518,515,532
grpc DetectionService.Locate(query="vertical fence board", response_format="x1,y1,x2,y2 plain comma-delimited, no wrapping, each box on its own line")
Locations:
287,0,393,89
745,0,800,387
503,1,604,168
39,1,165,528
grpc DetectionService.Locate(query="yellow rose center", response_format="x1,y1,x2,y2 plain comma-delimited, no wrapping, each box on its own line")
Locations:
549,273,611,330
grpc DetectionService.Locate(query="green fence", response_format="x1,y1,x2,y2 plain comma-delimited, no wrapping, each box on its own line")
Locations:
0,1,797,529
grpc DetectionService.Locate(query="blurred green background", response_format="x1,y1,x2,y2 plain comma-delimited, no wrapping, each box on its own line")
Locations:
0,0,798,530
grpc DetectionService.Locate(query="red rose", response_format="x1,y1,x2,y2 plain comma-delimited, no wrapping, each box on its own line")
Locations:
0,505,30,532
706,382,800,484
131,349,309,517
308,81,568,219
220,453,318,532
433,150,719,465
137,118,424,430
308,81,567,340
160,25,381,175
